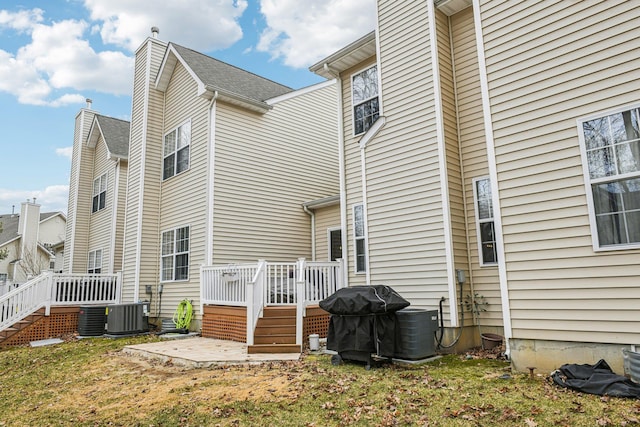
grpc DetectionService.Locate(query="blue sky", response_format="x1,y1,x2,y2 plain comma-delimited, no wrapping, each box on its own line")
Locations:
0,0,375,215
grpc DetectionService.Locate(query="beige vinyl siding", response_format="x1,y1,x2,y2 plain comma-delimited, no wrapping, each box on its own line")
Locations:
86,136,113,272
341,58,374,286
314,204,340,261
65,110,96,273
212,83,339,266
436,9,474,326
38,216,65,247
451,6,502,327
364,0,450,311
121,38,166,303
158,61,210,318
112,160,127,272
479,0,640,343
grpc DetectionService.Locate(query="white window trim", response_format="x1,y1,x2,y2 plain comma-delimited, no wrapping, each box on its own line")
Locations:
160,225,190,282
577,102,640,252
87,248,103,274
351,64,380,137
353,204,367,274
162,119,192,181
473,176,498,266
92,173,107,214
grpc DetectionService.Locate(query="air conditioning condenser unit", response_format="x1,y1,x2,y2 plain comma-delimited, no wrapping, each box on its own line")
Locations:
106,303,149,335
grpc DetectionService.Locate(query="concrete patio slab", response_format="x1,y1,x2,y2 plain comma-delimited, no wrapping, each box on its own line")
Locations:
122,337,301,368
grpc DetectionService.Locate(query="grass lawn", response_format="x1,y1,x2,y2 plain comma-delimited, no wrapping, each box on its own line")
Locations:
0,335,638,426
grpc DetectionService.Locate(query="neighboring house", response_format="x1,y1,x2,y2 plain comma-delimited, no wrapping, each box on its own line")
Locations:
63,31,339,328
64,106,129,276
311,0,639,373
0,202,66,291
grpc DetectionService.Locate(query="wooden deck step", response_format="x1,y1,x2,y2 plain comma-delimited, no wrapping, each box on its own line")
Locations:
247,344,301,354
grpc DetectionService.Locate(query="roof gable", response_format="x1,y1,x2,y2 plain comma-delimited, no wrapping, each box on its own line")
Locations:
87,115,130,160
0,214,19,246
155,43,293,113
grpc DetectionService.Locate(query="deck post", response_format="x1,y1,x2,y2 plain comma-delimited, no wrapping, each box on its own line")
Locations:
296,258,306,347
45,271,53,316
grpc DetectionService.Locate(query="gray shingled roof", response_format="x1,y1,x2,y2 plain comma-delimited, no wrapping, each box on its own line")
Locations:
0,214,19,246
0,212,62,246
95,115,130,158
172,44,293,103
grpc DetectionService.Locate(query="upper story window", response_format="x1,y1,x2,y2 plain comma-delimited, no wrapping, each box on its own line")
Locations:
92,173,107,213
352,65,379,135
353,204,366,273
161,226,189,281
473,177,497,265
163,121,191,180
579,105,640,249
87,249,102,274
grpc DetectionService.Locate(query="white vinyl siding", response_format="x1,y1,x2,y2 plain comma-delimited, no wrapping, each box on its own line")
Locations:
87,249,102,274
351,65,380,135
578,104,640,249
473,177,497,265
92,173,107,213
163,120,191,180
161,226,189,282
353,204,366,273
479,0,640,344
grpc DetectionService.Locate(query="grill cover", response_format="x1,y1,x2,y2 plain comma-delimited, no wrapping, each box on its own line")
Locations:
319,285,410,315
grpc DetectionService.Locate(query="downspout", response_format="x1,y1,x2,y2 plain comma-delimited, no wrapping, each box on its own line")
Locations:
473,0,513,358
302,204,316,260
205,91,219,265
323,64,348,286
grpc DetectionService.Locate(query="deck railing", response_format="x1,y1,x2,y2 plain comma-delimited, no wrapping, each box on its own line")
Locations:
0,271,121,333
201,258,344,346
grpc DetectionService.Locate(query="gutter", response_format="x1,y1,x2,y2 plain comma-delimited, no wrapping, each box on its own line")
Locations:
302,204,316,260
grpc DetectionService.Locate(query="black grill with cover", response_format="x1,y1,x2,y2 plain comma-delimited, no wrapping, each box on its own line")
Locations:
319,285,410,369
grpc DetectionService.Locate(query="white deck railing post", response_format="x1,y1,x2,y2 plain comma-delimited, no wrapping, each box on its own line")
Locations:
45,271,53,316
296,258,306,347
246,279,255,346
115,271,122,304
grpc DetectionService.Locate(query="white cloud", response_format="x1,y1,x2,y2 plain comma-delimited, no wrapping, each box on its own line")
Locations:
0,10,133,106
83,0,248,52
257,0,376,68
0,185,69,215
56,147,73,159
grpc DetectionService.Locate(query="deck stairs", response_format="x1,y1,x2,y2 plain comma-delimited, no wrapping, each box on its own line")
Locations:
0,308,46,346
248,306,301,354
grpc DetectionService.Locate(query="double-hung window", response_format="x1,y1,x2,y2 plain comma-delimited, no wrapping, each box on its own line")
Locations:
92,173,107,213
579,105,640,249
473,177,497,265
163,121,191,180
352,65,379,135
353,204,366,273
161,226,189,281
87,249,102,274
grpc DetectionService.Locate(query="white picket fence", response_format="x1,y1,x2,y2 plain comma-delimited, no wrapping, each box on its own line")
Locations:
0,271,121,332
200,258,344,346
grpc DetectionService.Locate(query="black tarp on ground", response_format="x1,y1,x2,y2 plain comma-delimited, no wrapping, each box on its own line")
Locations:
551,359,640,398
320,285,410,358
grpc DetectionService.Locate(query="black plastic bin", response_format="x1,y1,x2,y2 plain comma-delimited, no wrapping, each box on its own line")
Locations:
320,285,410,369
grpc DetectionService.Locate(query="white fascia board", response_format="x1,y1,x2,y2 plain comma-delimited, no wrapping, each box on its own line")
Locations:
155,44,205,95
266,79,336,105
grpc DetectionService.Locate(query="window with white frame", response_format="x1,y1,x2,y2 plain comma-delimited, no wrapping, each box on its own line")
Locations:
473,177,497,265
87,249,102,274
161,226,189,281
579,105,640,248
353,204,366,273
163,121,191,180
352,65,379,135
92,173,107,213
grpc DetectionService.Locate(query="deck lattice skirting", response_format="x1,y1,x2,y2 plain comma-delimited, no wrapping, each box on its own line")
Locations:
1,306,80,347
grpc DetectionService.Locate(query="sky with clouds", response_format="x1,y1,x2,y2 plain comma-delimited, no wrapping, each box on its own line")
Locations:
0,0,376,215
